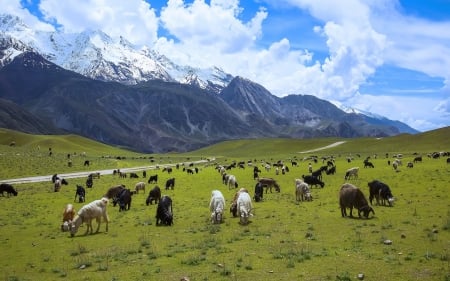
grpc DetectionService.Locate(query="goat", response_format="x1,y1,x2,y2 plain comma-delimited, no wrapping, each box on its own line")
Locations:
209,190,225,224
61,203,76,232
70,198,109,236
344,167,359,180
295,179,312,202
134,182,145,194
339,183,374,219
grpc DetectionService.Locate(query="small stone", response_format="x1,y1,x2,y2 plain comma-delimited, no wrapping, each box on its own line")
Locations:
432,228,438,233
268,270,274,273
401,233,406,238
384,239,392,245
79,264,86,269
357,273,364,280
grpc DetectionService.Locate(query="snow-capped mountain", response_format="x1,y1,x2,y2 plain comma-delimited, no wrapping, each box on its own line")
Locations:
0,14,233,93
332,101,385,119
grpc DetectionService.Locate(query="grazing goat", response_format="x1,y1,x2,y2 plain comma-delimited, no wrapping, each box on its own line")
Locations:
113,189,132,211
258,178,280,193
146,186,161,205
61,203,76,232
156,196,173,226
104,185,125,199
301,175,325,188
326,165,336,175
165,178,175,190
0,183,18,196
368,180,394,206
344,167,359,180
74,185,86,203
237,192,253,225
54,178,68,192
148,174,158,184
134,182,145,194
230,188,249,217
295,179,312,202
86,175,93,188
311,166,327,180
209,190,225,224
254,182,264,202
413,156,422,163
339,183,374,219
227,175,238,189
70,198,109,236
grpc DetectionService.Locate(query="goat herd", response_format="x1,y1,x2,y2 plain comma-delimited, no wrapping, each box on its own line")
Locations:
1,151,448,238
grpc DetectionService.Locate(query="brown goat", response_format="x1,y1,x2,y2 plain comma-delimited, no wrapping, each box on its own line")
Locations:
339,183,374,218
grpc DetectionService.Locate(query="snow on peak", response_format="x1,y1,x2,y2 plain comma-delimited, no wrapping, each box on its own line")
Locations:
0,13,233,90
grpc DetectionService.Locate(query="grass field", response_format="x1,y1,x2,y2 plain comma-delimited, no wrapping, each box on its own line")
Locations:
0,127,449,281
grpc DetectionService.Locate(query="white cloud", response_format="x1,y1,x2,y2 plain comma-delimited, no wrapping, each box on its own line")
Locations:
38,0,159,46
0,0,54,31
3,0,449,131
349,94,449,132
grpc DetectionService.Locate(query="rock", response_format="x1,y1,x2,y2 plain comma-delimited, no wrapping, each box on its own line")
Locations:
357,273,364,280
401,233,406,238
383,239,393,245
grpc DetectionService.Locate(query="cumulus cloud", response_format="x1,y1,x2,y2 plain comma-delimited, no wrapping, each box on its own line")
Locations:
38,0,159,45
0,0,54,31
3,0,449,131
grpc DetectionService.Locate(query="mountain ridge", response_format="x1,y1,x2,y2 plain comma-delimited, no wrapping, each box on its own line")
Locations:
0,13,420,152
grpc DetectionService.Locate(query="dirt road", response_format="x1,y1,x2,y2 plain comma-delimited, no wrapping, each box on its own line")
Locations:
0,159,212,185
298,141,346,154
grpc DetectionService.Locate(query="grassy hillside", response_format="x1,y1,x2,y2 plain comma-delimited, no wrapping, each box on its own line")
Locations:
0,127,449,280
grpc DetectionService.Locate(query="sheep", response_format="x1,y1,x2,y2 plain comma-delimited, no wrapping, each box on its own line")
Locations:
339,183,374,219
209,190,225,224
134,181,145,194
237,191,253,225
344,167,359,180
61,204,76,232
295,179,312,202
70,197,109,236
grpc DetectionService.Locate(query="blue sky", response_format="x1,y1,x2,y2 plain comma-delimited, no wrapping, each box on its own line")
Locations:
3,0,450,131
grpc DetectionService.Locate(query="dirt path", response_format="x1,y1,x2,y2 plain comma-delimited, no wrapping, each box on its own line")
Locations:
298,141,346,154
0,159,212,185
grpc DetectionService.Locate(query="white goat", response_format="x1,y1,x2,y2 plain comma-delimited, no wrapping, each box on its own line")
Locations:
227,175,238,189
70,197,109,237
295,179,312,202
135,182,145,194
209,190,225,224
344,167,359,180
237,192,253,225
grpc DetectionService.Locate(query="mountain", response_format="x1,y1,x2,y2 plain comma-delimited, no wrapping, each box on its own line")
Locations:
0,14,233,94
0,14,419,152
0,51,419,152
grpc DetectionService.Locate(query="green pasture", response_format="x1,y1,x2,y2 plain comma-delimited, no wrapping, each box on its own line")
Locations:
0,128,449,280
